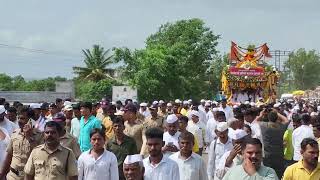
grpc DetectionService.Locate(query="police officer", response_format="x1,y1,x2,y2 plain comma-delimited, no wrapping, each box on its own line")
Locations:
24,121,78,180
140,105,164,156
0,107,43,180
52,112,81,159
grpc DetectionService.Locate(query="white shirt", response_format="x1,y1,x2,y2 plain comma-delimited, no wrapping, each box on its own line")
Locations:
215,150,243,180
206,118,217,145
237,93,248,103
199,109,208,125
198,105,205,112
0,127,10,170
207,137,233,178
78,149,119,180
292,125,315,161
205,110,214,122
163,131,180,150
163,131,181,157
218,106,234,121
187,120,206,148
245,120,262,143
187,110,207,125
143,155,180,180
70,117,81,140
0,117,18,135
34,116,47,132
169,152,208,180
244,120,265,157
140,109,151,118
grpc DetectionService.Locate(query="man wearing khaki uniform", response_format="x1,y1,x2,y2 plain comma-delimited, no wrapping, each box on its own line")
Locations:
123,103,144,152
0,109,43,180
24,121,78,180
140,105,164,156
52,112,81,159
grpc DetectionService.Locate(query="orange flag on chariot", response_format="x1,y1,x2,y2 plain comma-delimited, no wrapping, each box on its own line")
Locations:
262,44,272,58
230,41,238,61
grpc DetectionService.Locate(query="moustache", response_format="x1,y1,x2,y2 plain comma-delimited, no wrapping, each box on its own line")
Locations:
46,136,55,141
249,158,259,163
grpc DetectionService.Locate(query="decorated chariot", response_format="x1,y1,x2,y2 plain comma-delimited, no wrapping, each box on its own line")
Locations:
221,42,279,104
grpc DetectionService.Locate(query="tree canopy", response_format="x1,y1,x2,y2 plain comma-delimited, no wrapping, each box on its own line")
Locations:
0,73,66,91
114,18,220,101
284,48,320,90
75,78,118,102
73,44,114,82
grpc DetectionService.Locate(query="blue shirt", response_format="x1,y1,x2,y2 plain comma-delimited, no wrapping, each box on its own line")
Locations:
79,115,102,152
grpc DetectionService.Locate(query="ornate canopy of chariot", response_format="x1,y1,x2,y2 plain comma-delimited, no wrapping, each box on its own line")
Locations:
221,42,280,103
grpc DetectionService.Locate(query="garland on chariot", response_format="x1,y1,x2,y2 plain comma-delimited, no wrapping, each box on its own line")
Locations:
221,42,280,104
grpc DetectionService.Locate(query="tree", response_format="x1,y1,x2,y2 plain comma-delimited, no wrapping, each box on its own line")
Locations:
0,73,67,91
208,54,229,97
75,79,119,101
284,49,320,90
0,74,13,91
114,18,220,101
73,45,115,82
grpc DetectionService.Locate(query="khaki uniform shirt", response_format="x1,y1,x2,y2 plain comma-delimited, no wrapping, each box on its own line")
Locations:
140,116,164,156
158,110,168,118
136,113,145,122
124,121,143,152
101,116,114,140
60,132,81,159
6,129,43,180
24,144,78,180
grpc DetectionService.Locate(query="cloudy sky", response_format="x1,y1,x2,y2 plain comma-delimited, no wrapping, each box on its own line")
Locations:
0,0,319,79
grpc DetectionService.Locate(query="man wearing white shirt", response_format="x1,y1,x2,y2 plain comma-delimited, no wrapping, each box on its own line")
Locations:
170,132,208,180
205,111,229,153
292,113,315,161
78,128,119,180
204,102,214,122
215,129,248,179
123,154,145,180
162,114,180,156
207,122,233,180
187,106,207,125
237,91,249,104
0,106,18,135
187,110,206,156
218,99,234,122
6,107,18,125
0,127,9,170
198,99,206,112
205,109,218,146
31,103,47,132
139,103,151,118
143,127,180,180
243,109,262,143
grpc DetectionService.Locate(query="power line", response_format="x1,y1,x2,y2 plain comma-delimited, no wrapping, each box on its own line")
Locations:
0,43,82,58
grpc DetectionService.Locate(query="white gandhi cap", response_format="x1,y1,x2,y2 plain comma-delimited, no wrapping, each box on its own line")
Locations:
166,114,178,124
191,110,200,117
124,154,143,165
140,102,147,107
231,129,248,140
216,122,228,132
30,103,41,109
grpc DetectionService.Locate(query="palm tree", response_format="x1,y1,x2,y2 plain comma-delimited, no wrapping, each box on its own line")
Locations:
73,45,114,82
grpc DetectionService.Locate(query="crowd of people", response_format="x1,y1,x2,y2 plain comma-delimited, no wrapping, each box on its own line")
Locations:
0,97,319,180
